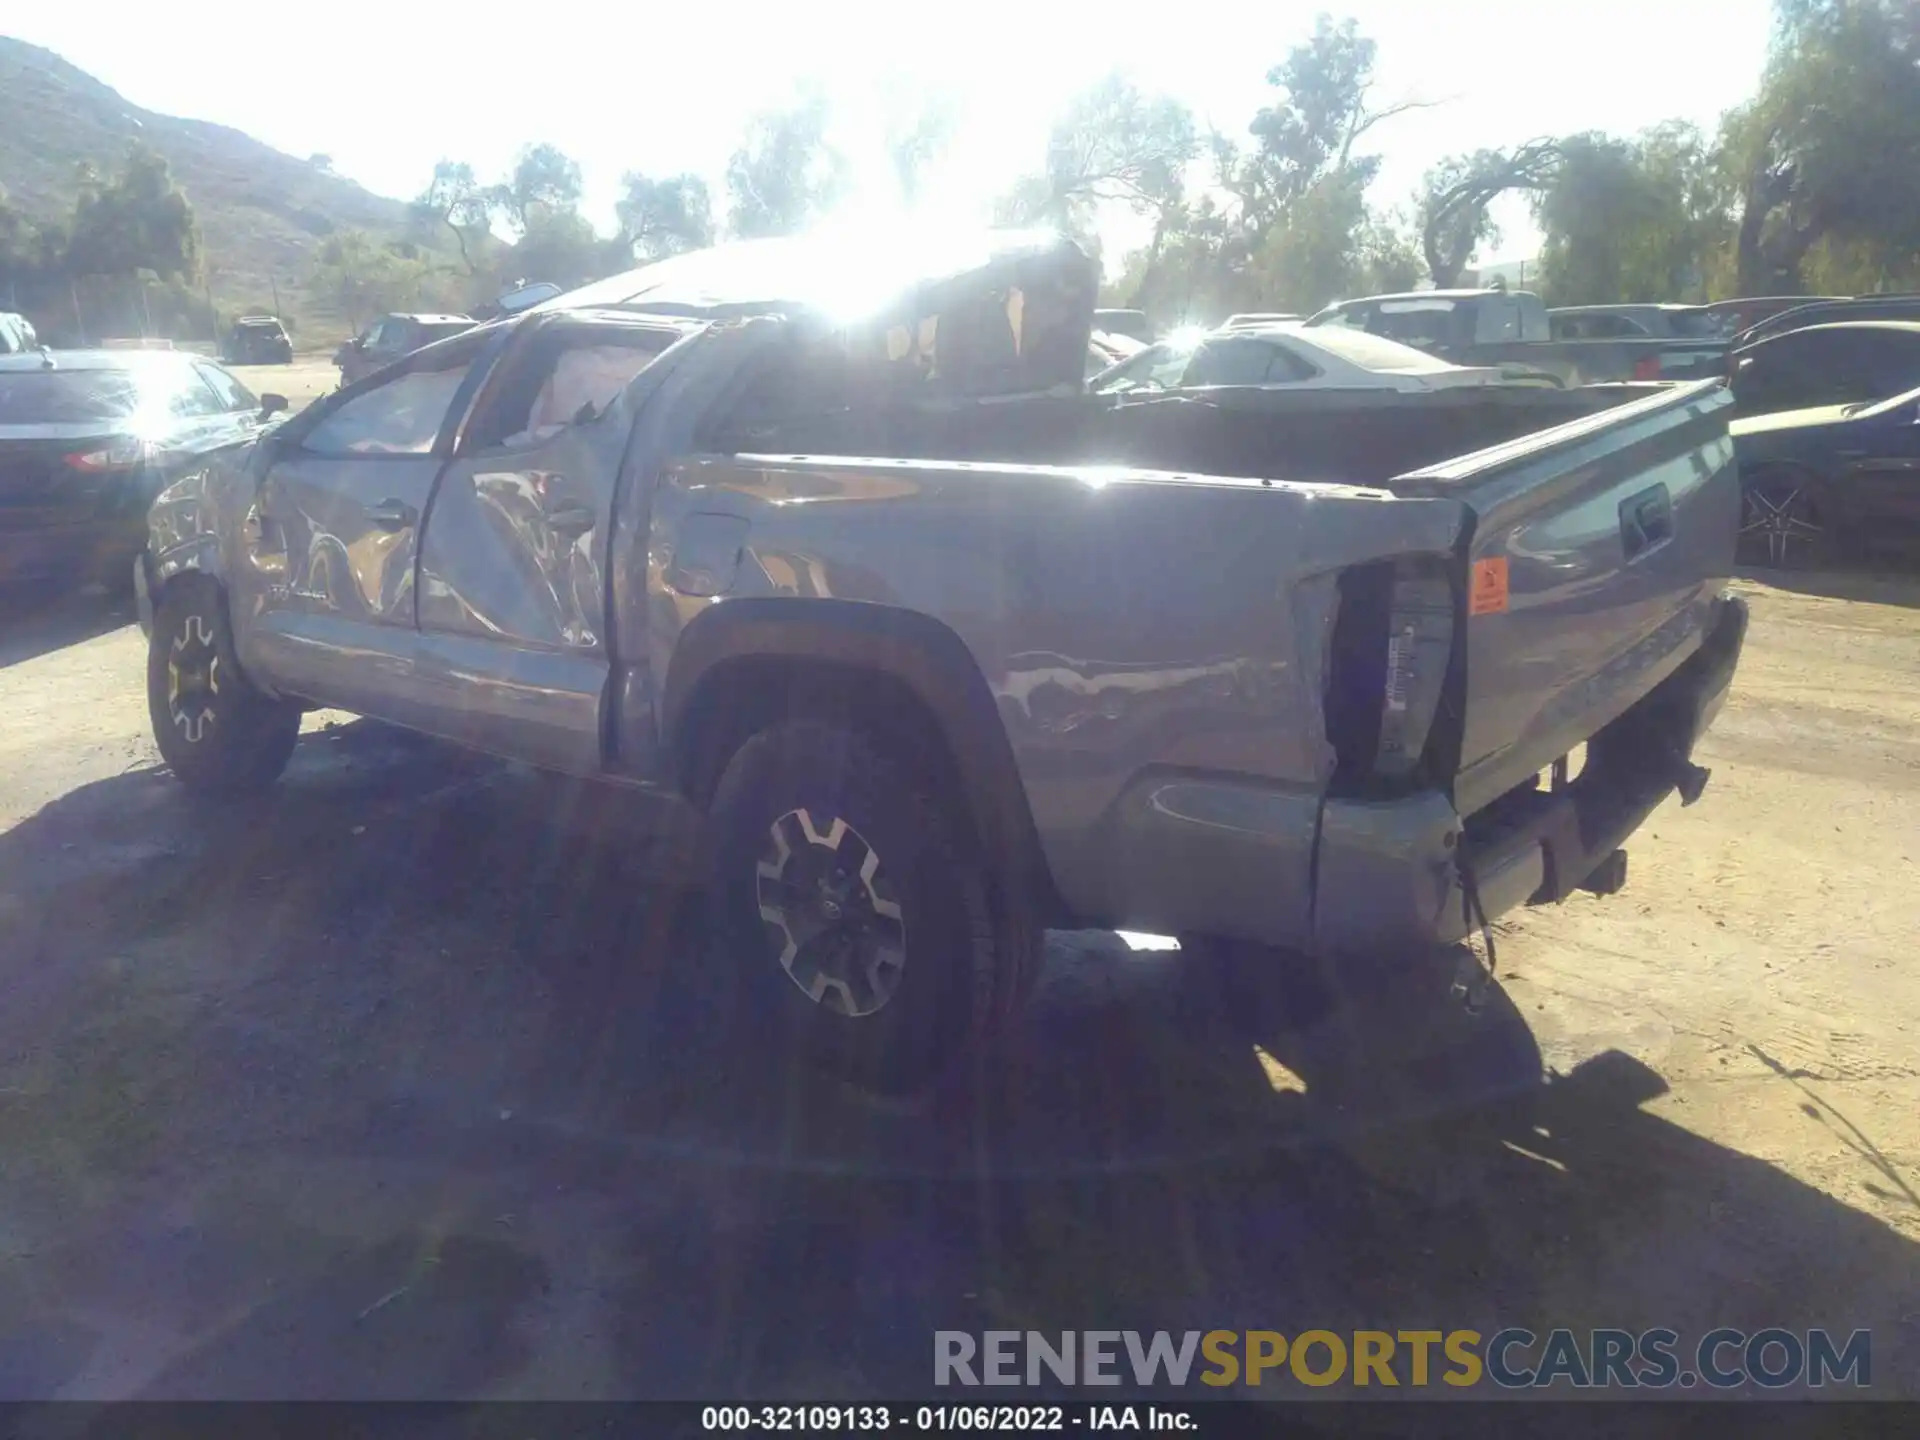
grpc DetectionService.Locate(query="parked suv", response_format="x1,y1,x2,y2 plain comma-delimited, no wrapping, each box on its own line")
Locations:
333,312,474,387
222,315,294,365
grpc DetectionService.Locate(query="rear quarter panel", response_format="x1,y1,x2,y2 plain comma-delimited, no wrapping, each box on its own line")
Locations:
642,451,1466,925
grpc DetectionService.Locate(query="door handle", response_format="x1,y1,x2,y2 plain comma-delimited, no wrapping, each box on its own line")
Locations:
543,503,596,535
363,499,416,530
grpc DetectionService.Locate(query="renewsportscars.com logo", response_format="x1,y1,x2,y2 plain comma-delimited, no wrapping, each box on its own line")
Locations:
934,1329,1872,1390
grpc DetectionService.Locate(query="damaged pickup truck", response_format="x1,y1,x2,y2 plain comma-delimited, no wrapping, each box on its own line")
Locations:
138,229,1748,1091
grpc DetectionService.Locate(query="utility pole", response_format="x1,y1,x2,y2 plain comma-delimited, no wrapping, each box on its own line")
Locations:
270,274,283,317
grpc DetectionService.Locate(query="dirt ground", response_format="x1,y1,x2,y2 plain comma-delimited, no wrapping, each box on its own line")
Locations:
0,569,1915,1404
228,357,340,410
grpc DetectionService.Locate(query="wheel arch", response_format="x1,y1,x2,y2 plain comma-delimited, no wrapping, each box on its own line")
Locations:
661,597,1063,921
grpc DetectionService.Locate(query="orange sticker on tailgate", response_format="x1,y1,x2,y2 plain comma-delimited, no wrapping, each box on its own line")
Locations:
1469,557,1510,616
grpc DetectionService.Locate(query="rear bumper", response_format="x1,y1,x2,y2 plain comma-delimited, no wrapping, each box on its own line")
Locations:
1312,592,1748,954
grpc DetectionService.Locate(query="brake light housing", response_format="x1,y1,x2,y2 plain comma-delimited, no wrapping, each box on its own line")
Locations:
1324,555,1463,797
63,437,151,472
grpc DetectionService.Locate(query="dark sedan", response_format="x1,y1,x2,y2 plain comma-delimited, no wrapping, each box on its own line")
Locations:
1730,383,1920,567
1730,294,1920,349
0,350,285,594
1728,321,1920,418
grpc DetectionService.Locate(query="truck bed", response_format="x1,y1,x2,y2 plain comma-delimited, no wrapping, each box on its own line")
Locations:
716,378,1739,830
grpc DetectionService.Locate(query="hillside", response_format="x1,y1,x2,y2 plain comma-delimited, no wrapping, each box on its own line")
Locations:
0,36,433,327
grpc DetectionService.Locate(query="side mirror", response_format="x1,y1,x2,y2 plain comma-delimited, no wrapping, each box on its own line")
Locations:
259,393,290,418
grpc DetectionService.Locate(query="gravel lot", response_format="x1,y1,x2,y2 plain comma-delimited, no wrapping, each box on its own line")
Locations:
0,568,1915,1403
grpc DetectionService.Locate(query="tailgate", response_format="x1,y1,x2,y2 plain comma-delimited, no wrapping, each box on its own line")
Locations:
1393,379,1738,817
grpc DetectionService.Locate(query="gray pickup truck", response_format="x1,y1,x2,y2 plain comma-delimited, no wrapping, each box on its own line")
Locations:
137,231,1748,1092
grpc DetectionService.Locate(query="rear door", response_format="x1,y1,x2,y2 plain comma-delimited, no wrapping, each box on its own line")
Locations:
237,330,495,717
409,316,682,771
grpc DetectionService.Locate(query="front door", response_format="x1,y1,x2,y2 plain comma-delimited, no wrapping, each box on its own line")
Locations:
410,318,680,772
238,335,487,719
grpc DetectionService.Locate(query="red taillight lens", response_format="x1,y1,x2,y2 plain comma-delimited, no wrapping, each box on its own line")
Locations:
1324,555,1458,794
63,438,148,472
1632,355,1662,382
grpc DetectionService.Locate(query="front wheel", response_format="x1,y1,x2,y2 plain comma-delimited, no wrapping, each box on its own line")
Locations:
1738,469,1831,570
147,578,301,795
705,718,1032,1095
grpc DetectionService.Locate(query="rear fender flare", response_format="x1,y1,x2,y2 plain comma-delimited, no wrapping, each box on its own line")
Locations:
661,597,1059,916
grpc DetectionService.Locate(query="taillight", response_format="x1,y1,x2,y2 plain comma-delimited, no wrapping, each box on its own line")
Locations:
63,437,150,472
1324,556,1459,794
1632,355,1662,381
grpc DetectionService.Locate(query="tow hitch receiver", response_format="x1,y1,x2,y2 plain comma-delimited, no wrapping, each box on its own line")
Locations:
1578,848,1630,897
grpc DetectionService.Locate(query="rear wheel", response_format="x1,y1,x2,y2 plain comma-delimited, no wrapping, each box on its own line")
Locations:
147,578,300,795
1738,467,1831,570
705,718,1029,1095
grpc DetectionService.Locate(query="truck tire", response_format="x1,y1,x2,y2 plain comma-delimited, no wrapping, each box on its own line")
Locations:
147,579,300,796
705,717,1015,1094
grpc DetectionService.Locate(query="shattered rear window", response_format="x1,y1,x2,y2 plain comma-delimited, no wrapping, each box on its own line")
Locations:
0,370,144,423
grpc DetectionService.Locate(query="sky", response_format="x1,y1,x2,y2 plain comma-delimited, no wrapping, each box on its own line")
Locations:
5,0,1779,268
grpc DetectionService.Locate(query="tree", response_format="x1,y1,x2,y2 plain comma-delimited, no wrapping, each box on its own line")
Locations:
615,173,715,261
66,143,198,281
994,75,1198,238
888,98,958,207
725,92,847,239
1246,171,1375,312
1533,127,1726,304
510,207,618,291
1355,209,1425,294
309,229,428,331
1121,14,1434,321
0,186,36,289
1723,0,1920,291
308,153,335,173
1417,141,1560,287
496,143,585,233
1223,14,1434,245
414,161,494,277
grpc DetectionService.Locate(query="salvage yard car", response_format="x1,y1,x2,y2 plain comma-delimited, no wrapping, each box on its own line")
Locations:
2,348,283,594
1089,322,1547,393
136,229,1748,1093
1309,288,1729,386
1727,321,1920,417
333,312,475,387
221,315,294,365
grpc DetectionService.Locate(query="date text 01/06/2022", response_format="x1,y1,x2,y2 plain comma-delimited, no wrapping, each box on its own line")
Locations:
701,1404,1195,1431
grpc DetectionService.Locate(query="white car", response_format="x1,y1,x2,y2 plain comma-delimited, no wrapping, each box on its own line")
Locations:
1089,322,1535,394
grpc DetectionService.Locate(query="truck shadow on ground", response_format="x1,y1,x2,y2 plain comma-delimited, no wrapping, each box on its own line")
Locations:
0,721,1913,1403
0,586,136,670
1736,561,1920,609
